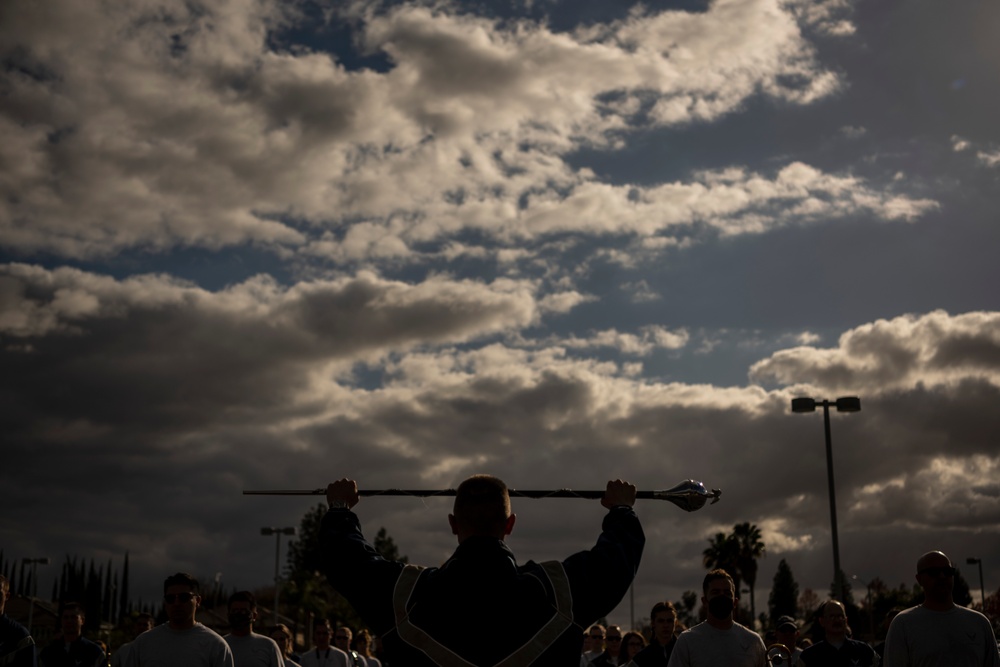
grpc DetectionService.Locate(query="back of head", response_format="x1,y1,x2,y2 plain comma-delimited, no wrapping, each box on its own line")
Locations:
453,474,511,537
163,572,199,594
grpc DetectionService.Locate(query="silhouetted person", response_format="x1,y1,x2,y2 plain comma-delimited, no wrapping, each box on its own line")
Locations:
633,601,679,666
223,591,284,667
799,600,876,666
124,572,233,666
583,625,607,666
883,551,999,667
589,625,623,666
39,602,105,667
111,613,153,667
351,629,379,667
772,615,802,666
0,574,36,667
269,624,301,666
322,475,644,666
667,569,766,667
299,620,349,667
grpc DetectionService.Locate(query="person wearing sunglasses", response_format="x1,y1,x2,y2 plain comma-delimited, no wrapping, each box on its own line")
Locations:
588,625,623,666
883,551,999,667
582,625,606,666
123,573,233,666
299,620,349,667
322,475,643,667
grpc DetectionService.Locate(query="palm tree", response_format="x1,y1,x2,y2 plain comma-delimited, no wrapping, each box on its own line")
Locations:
732,522,766,626
703,532,742,594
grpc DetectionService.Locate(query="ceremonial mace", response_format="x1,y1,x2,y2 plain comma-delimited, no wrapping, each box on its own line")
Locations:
244,479,722,512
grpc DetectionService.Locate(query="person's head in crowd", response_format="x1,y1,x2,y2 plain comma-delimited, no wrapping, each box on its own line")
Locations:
879,607,903,639
702,569,738,625
775,615,799,650
650,601,677,646
227,590,258,636
334,626,353,654
353,628,376,657
132,612,155,638
60,602,86,641
586,624,605,653
605,625,622,655
449,474,515,542
270,623,295,657
162,572,201,630
313,619,333,649
818,600,848,642
915,551,957,609
620,631,647,662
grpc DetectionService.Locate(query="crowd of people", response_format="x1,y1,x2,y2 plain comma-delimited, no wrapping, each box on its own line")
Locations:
2,475,997,666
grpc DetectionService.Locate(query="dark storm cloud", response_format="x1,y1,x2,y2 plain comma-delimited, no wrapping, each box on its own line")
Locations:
3,0,1000,630
0,264,539,441
3,294,1000,617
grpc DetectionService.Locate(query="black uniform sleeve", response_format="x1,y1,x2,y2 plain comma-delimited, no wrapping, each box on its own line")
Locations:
319,508,406,634
560,506,645,626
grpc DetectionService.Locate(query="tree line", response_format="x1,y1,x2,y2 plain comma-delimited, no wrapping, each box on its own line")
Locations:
674,522,999,642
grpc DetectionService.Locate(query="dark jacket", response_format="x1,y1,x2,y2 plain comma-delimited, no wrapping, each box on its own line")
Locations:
0,614,36,667
321,506,644,666
799,638,877,667
631,637,676,667
38,636,104,667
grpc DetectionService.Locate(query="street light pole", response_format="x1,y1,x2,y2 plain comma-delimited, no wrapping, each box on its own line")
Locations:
967,557,985,608
792,396,861,603
260,527,296,626
21,557,50,635
820,400,843,602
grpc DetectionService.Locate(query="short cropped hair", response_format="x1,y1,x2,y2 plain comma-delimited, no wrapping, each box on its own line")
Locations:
228,590,257,609
163,572,200,594
650,600,677,619
453,474,511,535
61,601,86,618
703,569,735,595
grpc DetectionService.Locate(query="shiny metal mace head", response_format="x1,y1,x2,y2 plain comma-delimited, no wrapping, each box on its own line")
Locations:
654,479,723,512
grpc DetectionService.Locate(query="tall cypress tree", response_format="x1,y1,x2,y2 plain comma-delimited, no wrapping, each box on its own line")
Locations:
85,560,102,632
111,570,119,623
119,552,130,616
103,559,113,622
767,558,799,625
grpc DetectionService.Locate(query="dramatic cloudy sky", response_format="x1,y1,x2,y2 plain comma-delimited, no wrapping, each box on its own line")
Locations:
3,0,1000,629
